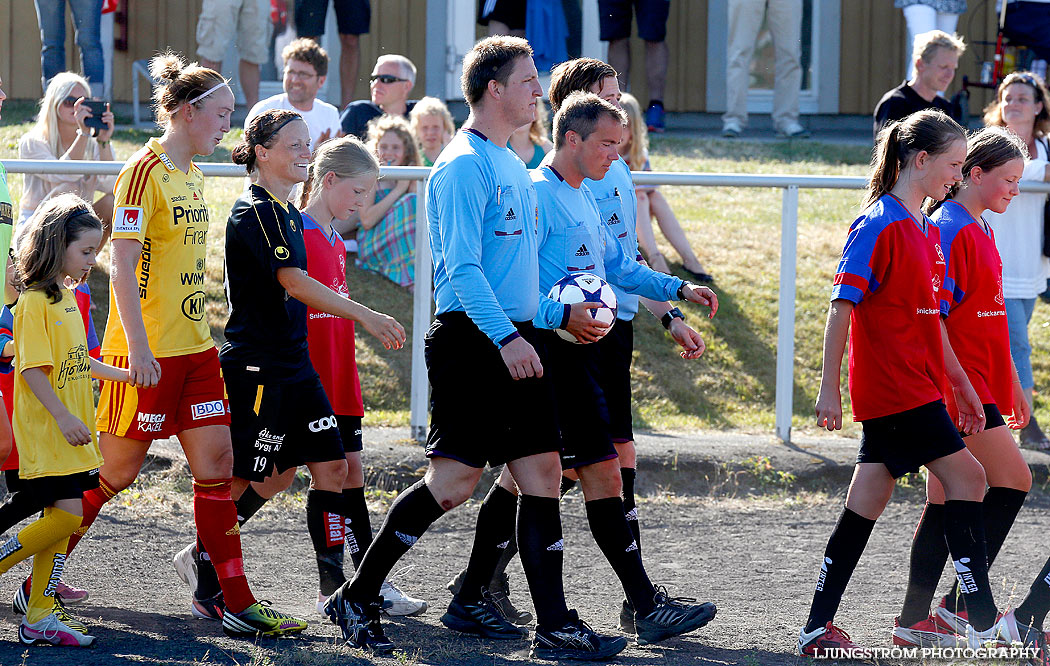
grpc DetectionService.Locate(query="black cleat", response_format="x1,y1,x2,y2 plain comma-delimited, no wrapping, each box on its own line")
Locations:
634,586,717,645
323,588,394,654
440,592,528,639
531,609,628,661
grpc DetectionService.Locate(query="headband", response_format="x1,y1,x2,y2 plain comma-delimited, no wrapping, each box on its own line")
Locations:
258,114,303,146
187,81,229,106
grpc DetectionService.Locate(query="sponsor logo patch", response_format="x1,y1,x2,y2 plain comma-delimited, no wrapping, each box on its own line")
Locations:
114,206,144,234
137,412,166,433
182,291,206,321
191,400,226,420
275,246,290,260
309,415,337,433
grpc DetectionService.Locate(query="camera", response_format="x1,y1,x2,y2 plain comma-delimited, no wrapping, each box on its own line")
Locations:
81,98,109,132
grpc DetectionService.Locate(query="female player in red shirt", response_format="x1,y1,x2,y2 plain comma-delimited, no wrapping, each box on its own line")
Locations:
894,127,1036,647
798,109,1001,656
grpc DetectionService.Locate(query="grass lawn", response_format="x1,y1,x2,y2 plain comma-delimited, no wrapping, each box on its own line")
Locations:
5,99,1050,439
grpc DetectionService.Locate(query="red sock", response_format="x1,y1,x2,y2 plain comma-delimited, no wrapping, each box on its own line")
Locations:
65,476,118,556
193,478,255,613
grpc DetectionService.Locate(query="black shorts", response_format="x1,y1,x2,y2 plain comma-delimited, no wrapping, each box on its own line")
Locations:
598,0,670,42
596,318,634,443
957,403,1007,436
545,331,618,470
14,468,100,505
477,0,526,30
225,366,345,482
424,313,560,469
857,401,966,479
295,0,370,36
339,415,364,453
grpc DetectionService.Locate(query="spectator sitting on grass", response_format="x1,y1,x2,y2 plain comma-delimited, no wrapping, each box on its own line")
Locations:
356,115,419,288
409,96,454,166
619,92,713,283
18,71,115,244
507,100,552,169
340,54,417,140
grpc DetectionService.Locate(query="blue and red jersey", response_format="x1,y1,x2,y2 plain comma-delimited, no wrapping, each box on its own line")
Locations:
831,194,947,421
302,213,364,417
934,200,1013,417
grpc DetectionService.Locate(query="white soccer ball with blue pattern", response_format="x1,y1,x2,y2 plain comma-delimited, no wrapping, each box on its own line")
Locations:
548,273,618,343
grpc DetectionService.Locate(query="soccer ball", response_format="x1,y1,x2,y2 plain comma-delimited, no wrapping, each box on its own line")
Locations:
547,273,617,343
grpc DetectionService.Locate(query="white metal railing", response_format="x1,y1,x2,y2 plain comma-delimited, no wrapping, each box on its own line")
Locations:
7,159,1050,443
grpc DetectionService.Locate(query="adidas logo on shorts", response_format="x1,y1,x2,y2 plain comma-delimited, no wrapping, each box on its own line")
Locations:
625,508,638,522
395,531,419,547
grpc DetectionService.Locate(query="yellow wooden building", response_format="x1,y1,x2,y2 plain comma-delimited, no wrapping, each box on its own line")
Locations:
0,1,1010,117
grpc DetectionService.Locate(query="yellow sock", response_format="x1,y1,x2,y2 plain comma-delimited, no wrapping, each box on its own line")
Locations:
0,506,81,578
26,534,71,624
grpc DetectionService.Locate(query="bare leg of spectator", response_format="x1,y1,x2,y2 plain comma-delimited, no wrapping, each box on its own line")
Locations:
635,191,671,274
339,33,361,108
645,40,667,104
607,38,630,91
239,60,261,109
647,190,707,275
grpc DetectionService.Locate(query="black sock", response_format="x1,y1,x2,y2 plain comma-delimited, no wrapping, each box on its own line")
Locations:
900,502,948,627
517,494,571,630
0,491,45,534
804,508,877,633
491,536,519,586
621,468,640,556
344,480,445,601
235,486,268,524
307,489,347,596
559,476,577,498
457,484,518,603
342,487,373,570
943,499,996,631
1014,555,1050,630
945,487,1028,612
585,497,656,616
194,534,222,599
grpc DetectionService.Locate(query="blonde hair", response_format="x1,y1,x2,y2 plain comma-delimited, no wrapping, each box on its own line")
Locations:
983,71,1050,139
912,30,966,64
31,72,96,159
299,135,380,209
16,193,102,303
149,51,228,128
527,102,551,147
409,96,455,141
619,92,648,169
366,115,421,167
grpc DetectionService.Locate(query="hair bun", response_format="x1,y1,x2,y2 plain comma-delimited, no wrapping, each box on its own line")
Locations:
230,142,252,166
149,52,186,84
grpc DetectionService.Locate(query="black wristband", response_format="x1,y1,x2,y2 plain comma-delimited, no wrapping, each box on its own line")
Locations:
661,307,684,330
677,282,696,300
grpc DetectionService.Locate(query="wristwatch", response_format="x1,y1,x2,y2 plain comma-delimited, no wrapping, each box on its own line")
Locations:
661,307,685,330
676,282,697,300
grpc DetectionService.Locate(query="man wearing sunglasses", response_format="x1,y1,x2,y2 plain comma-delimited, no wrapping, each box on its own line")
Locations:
340,55,417,140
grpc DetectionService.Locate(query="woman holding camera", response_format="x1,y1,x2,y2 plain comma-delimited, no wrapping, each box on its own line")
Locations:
17,71,115,243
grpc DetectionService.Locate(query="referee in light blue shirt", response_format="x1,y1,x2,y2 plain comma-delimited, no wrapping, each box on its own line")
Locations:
324,35,626,661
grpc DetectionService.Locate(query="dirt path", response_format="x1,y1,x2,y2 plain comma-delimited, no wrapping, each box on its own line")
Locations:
0,432,1046,665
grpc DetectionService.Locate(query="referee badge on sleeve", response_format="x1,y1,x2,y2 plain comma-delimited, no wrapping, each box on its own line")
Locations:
274,246,290,260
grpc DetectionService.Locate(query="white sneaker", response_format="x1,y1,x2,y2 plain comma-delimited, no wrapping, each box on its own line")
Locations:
19,612,96,646
173,543,198,591
380,580,428,617
966,618,1006,649
721,121,742,138
776,122,811,139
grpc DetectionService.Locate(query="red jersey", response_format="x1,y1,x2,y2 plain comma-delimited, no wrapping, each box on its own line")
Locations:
831,194,947,421
302,214,364,417
934,201,1013,417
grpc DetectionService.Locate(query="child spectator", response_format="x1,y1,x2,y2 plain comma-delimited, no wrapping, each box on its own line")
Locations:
18,72,115,242
358,115,419,288
409,96,454,167
507,101,552,169
619,93,713,282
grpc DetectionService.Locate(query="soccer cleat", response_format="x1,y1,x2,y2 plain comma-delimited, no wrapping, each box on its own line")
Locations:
893,615,964,648
966,619,1006,649
999,609,1048,655
51,600,88,634
12,576,29,615
379,579,427,617
440,592,528,639
634,587,717,645
191,591,225,621
531,609,628,661
173,543,198,591
323,588,395,653
221,600,306,638
55,581,89,605
619,599,635,634
797,622,871,659
934,598,969,635
18,612,96,647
